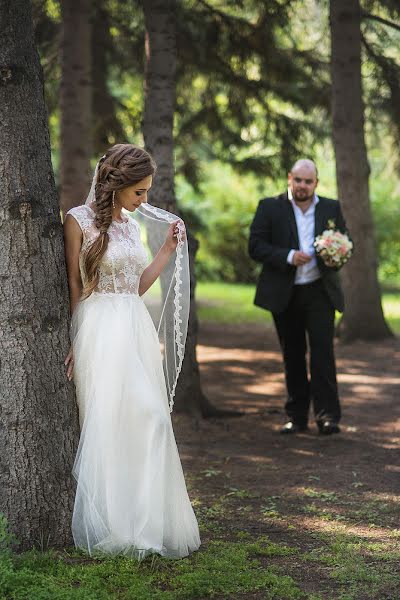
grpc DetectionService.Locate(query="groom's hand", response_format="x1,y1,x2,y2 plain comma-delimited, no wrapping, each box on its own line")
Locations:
292,251,312,266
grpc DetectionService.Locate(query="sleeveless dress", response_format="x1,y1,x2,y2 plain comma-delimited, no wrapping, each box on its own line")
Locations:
67,204,200,559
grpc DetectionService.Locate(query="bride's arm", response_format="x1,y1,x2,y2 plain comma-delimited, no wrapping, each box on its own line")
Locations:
64,215,83,315
63,215,83,381
139,220,182,296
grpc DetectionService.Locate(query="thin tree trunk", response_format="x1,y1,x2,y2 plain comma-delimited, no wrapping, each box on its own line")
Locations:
92,0,125,156
330,0,392,341
141,0,226,417
142,0,177,213
0,0,79,550
59,0,92,214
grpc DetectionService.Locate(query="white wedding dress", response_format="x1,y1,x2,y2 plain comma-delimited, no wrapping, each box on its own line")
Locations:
67,204,200,559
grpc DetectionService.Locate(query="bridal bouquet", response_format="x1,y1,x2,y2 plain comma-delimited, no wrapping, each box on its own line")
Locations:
314,220,353,268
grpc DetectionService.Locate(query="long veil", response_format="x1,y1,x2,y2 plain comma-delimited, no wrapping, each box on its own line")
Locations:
84,162,189,412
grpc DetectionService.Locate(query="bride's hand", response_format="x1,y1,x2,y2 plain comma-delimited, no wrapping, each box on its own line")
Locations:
64,346,74,381
164,220,185,252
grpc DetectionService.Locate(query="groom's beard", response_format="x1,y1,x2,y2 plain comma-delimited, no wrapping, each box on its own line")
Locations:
293,191,314,203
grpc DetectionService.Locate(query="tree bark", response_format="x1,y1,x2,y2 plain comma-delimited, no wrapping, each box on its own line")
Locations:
92,0,125,156
330,0,392,341
142,0,177,214
59,0,92,215
141,0,225,417
0,0,79,550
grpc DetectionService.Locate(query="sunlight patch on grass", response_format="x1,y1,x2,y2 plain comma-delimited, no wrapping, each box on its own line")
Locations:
382,293,400,332
197,281,270,325
196,281,400,333
304,533,400,600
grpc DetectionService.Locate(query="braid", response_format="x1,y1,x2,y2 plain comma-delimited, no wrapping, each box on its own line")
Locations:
81,144,156,299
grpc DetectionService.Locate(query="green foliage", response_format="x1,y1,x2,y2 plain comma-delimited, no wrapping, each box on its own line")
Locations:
178,161,269,283
370,178,400,283
177,137,400,286
0,514,15,552
35,0,400,188
175,0,330,185
34,0,400,282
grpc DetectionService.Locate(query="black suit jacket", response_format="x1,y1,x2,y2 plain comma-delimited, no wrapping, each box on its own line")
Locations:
248,192,348,314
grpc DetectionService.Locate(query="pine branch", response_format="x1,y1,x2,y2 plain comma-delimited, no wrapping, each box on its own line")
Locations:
194,0,255,31
362,11,400,33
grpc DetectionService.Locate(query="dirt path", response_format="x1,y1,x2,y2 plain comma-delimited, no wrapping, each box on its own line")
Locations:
173,322,400,599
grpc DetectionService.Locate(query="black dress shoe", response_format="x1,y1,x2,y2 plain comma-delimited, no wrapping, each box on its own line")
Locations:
280,421,308,434
317,420,341,435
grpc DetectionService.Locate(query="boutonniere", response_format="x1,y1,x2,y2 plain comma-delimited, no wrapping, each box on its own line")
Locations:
327,218,336,230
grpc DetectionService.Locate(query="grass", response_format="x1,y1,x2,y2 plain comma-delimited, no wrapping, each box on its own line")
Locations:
193,479,399,598
0,528,303,600
304,533,400,600
197,281,270,325
1,481,400,599
2,281,398,599
381,292,400,333
196,281,400,333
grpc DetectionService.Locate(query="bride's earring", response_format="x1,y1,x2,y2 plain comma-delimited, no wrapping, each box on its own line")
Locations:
112,191,116,209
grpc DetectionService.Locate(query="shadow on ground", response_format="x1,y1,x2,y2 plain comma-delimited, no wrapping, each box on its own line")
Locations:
172,322,400,600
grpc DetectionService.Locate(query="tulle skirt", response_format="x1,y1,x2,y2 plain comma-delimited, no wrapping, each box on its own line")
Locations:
70,292,201,559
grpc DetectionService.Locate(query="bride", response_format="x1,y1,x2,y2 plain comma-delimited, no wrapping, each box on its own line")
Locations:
63,143,200,559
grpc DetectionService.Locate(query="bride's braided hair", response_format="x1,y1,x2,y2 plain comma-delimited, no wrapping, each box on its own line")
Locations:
82,143,156,298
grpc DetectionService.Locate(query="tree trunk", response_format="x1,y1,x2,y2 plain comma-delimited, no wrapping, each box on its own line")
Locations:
142,0,177,214
92,0,125,156
141,0,224,417
330,0,393,341
59,0,92,215
0,0,79,550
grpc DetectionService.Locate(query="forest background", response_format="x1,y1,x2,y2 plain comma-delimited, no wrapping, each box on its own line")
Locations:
36,0,400,287
0,1,400,599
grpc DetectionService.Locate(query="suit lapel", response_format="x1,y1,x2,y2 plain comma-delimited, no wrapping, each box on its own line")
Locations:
283,192,300,248
283,193,326,246
314,197,325,236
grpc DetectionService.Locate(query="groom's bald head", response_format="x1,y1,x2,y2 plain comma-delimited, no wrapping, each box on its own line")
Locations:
290,159,318,178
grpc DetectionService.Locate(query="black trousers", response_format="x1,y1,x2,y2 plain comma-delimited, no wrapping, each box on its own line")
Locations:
272,279,341,426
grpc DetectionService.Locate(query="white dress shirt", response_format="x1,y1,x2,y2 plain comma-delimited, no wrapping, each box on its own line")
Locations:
286,189,321,285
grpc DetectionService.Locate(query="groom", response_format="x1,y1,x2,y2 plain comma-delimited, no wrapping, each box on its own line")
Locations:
249,159,350,435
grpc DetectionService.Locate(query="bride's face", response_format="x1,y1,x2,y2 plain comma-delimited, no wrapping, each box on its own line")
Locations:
117,175,153,212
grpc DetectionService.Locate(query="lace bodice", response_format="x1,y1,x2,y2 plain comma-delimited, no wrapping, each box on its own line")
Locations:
67,205,148,295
